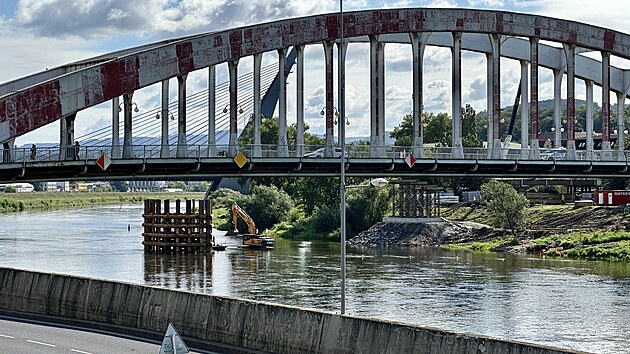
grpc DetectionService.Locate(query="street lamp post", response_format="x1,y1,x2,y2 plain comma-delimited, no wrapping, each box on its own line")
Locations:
339,0,347,315
341,177,389,314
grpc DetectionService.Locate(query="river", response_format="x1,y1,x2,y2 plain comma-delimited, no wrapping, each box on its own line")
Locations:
1,205,629,354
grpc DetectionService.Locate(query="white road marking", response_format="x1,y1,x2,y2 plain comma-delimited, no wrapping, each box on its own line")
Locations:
0,334,15,339
70,349,93,354
26,339,56,347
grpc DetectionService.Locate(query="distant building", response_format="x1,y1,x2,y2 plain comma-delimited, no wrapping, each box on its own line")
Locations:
128,180,166,192
44,181,70,192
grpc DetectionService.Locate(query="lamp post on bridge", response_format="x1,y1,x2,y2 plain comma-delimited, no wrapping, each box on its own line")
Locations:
339,0,347,316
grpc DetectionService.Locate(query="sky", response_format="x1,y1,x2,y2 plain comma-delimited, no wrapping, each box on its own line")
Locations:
1,0,629,145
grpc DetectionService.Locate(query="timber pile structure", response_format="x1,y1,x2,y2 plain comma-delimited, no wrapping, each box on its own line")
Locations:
142,199,213,253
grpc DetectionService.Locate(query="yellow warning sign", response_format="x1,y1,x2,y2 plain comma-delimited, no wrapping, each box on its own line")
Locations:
233,152,247,168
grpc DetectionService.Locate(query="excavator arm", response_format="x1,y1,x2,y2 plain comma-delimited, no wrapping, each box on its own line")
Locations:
230,202,257,235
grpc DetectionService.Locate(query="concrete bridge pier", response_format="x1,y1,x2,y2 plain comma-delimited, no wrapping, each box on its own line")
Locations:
337,41,348,150
451,32,463,159
323,41,335,158
295,46,305,157
553,69,563,149
228,60,239,157
565,44,577,160
490,34,503,159
370,35,386,158
617,92,625,161
520,60,530,160
601,51,612,160
176,74,188,158
529,38,540,160
122,93,134,159
111,97,121,159
59,113,76,160
585,80,594,160
252,55,262,158
160,79,170,158
486,53,494,159
207,66,217,158
410,33,428,158
2,139,14,163
277,48,289,158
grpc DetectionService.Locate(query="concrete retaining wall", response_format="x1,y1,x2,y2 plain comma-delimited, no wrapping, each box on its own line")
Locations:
0,267,578,354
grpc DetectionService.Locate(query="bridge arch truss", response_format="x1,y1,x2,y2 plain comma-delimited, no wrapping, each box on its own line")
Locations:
1,8,630,180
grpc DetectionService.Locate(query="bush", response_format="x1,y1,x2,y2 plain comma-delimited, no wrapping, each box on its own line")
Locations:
346,181,390,235
239,185,293,232
310,205,340,233
481,180,529,235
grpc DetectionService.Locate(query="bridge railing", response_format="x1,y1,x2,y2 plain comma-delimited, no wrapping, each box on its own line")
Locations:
2,144,629,163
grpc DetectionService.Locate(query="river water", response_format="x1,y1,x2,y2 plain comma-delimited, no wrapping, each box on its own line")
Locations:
1,205,629,353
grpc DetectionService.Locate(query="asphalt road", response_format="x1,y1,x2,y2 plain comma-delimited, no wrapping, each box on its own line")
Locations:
0,315,204,354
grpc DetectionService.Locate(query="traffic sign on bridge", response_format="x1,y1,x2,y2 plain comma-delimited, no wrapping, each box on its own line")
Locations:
96,153,111,171
405,153,416,168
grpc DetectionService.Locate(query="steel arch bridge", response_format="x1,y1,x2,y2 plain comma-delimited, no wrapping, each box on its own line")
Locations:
1,7,630,182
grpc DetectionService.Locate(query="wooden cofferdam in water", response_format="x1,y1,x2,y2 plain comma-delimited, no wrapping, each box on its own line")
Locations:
142,199,213,253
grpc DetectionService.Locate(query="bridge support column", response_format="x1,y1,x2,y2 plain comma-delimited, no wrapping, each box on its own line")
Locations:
451,32,463,159
553,69,563,149
296,46,305,157
277,48,289,158
323,41,335,157
253,55,262,157
565,44,577,160
617,93,625,161
112,97,121,159
490,34,503,159
337,41,348,150
585,80,594,160
228,60,239,157
208,66,217,158
160,79,170,158
410,33,428,158
520,60,530,160
59,113,76,160
378,42,386,156
601,51,612,160
2,139,14,163
529,38,540,160
486,53,493,159
122,93,134,159
176,74,188,158
370,35,385,158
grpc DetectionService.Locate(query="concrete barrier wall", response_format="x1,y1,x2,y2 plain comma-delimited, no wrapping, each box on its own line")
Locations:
0,267,578,354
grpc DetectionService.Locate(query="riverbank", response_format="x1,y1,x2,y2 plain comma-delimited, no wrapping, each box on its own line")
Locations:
0,192,204,212
350,205,630,262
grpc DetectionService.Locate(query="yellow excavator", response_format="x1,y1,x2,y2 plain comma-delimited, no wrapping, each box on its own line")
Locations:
226,202,275,249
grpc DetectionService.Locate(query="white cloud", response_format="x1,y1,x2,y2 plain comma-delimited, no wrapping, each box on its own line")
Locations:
13,0,335,39
467,0,505,7
519,0,629,33
6,0,630,145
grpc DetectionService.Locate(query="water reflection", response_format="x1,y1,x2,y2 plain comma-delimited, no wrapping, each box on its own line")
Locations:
1,205,629,353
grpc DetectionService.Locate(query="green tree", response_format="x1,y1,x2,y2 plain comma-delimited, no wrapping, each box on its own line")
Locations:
239,117,324,147
3,185,16,193
424,112,452,146
110,181,128,192
346,182,390,235
390,114,414,146
167,181,189,191
462,104,483,148
241,185,293,232
481,180,529,236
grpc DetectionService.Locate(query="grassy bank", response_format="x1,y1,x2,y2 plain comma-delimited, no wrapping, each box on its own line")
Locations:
0,192,205,212
445,205,630,262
